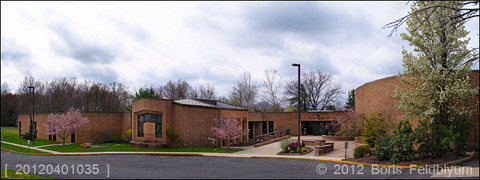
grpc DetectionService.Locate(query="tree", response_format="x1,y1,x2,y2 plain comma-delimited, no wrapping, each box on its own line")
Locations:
285,70,342,111
45,108,90,145
1,82,18,126
394,1,478,157
344,89,355,110
229,72,258,110
191,83,217,100
132,87,159,101
330,110,362,137
261,70,285,112
210,116,245,149
162,79,192,99
383,1,478,66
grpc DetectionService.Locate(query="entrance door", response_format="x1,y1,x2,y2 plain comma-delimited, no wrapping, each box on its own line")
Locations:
71,133,75,143
306,121,327,135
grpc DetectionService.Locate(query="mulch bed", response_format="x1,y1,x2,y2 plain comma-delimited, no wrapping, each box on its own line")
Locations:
277,147,313,156
348,152,471,166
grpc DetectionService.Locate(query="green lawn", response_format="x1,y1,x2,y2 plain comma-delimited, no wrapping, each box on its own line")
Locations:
1,127,18,136
0,143,51,154
41,143,243,153
1,168,53,179
1,136,61,147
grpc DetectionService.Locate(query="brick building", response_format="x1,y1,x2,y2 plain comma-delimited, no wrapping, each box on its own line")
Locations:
18,98,347,147
19,71,477,149
355,70,479,150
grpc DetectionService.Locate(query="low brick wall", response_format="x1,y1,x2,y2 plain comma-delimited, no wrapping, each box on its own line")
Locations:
321,135,354,141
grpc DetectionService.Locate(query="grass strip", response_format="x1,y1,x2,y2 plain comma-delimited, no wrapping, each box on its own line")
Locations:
1,143,52,155
1,127,18,136
2,136,61,147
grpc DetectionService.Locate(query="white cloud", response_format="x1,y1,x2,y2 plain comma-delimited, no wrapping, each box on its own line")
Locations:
1,1,478,102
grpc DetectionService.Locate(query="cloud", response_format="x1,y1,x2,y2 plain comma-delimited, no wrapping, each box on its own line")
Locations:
49,23,117,65
1,1,478,100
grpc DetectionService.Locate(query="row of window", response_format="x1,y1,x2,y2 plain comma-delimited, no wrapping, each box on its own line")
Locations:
137,113,162,138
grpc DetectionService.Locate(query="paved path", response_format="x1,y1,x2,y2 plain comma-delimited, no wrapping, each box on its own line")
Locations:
235,136,362,160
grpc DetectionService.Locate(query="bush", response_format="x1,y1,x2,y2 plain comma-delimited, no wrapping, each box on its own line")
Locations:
279,139,290,153
373,136,392,161
20,131,36,142
450,116,473,156
299,147,308,153
122,129,132,142
288,142,301,153
166,125,179,142
373,121,415,164
301,141,305,148
361,113,388,147
353,145,371,158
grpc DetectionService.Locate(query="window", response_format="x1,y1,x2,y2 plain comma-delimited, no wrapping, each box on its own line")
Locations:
71,133,75,143
138,114,144,137
18,122,21,137
137,113,162,138
268,121,274,133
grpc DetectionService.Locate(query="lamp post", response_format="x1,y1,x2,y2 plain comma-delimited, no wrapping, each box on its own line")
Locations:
28,86,35,145
291,63,301,143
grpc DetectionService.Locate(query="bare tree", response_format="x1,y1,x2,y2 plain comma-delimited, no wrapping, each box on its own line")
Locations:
383,1,479,37
261,70,285,112
162,79,192,99
383,1,479,66
16,76,131,114
229,72,258,109
285,70,342,111
192,83,216,100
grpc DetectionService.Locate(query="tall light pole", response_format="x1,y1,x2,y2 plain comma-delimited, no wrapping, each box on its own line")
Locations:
291,63,301,143
28,86,35,145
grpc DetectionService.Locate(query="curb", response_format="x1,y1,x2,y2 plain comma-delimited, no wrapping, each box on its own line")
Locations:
250,156,417,168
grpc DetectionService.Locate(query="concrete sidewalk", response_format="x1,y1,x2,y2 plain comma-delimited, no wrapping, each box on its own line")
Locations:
235,136,362,161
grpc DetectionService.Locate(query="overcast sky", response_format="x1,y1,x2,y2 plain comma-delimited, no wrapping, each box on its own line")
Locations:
1,1,479,101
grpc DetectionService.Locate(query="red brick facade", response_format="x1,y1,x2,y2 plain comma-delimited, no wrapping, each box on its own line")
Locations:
18,112,131,144
355,70,479,150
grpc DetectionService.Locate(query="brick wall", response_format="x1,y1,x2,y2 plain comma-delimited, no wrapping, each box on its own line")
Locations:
18,112,130,144
355,71,479,150
173,104,219,147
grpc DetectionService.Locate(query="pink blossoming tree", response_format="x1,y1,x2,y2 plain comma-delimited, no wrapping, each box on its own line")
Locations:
44,108,90,145
210,117,247,149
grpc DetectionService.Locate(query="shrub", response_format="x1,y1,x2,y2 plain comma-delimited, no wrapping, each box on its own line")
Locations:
121,129,132,142
353,145,371,158
373,121,415,164
279,139,290,153
288,142,301,152
299,147,308,153
450,116,473,156
301,141,305,148
361,113,388,147
20,131,36,142
166,125,179,142
373,136,392,161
